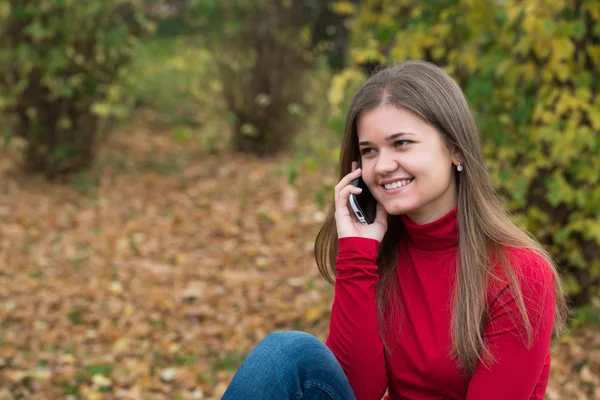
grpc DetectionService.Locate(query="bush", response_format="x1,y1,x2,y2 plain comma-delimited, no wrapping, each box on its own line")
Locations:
190,0,324,156
331,0,600,305
0,0,157,177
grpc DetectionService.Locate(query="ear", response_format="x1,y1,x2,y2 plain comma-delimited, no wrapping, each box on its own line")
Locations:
451,148,463,167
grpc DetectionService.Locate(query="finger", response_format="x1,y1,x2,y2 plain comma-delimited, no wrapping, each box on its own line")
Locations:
337,185,362,206
336,185,362,213
352,161,357,171
334,168,362,195
374,201,388,223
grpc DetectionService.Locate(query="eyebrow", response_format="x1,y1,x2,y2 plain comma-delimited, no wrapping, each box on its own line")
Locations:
358,132,416,146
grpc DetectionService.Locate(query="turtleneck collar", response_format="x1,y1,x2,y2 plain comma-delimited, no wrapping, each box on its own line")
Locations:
400,207,459,252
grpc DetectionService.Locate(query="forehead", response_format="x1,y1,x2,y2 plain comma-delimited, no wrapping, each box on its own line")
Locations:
357,106,437,140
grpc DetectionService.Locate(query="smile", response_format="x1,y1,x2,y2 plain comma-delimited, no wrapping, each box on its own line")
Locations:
383,179,414,190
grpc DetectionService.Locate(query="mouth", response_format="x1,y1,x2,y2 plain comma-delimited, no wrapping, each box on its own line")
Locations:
381,178,414,192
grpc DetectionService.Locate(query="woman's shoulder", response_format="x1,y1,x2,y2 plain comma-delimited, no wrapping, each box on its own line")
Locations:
486,247,557,340
488,247,555,301
504,247,554,281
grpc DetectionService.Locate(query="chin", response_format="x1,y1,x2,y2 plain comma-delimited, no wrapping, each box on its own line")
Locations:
384,201,420,217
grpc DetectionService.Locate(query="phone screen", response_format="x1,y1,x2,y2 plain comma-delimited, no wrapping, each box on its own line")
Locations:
349,161,377,224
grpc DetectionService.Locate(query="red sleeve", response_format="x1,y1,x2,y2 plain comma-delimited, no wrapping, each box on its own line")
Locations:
466,250,556,399
326,237,388,400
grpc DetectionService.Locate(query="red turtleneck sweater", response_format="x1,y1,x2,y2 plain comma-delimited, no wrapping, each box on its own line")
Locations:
326,208,556,400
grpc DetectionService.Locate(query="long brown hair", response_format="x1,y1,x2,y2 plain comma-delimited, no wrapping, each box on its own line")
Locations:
314,60,567,374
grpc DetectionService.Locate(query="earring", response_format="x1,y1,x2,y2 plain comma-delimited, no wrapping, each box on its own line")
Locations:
457,162,463,172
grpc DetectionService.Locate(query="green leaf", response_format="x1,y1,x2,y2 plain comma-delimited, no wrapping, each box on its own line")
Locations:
67,308,83,325
542,19,556,35
512,177,529,207
377,22,400,45
24,21,46,41
86,364,113,376
173,126,190,142
288,163,298,185
570,19,586,40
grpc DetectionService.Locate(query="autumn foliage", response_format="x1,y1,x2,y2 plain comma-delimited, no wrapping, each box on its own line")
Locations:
329,0,600,304
0,0,156,176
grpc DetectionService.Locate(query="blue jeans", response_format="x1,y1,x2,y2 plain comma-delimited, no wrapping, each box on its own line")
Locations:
222,331,357,400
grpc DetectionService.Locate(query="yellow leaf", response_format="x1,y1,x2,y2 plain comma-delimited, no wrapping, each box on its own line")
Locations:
533,41,551,59
515,36,532,55
168,342,181,353
174,253,188,265
59,354,76,364
112,338,129,354
90,102,111,117
541,110,558,124
552,38,575,61
92,374,111,388
587,44,600,66
462,53,477,73
87,392,103,400
124,304,135,316
109,281,123,294
575,87,592,103
333,1,358,16
432,46,445,60
328,75,346,106
305,307,324,322
553,63,570,82
588,106,600,131
586,3,600,19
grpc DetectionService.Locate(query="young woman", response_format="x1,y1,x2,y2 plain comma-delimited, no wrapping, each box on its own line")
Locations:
222,60,567,400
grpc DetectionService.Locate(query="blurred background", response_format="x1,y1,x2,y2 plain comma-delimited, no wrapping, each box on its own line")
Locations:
0,0,599,399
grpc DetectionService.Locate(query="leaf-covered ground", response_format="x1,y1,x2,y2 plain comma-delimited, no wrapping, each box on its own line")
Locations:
0,126,599,399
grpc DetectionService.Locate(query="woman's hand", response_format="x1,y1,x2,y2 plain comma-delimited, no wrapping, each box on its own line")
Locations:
335,161,388,242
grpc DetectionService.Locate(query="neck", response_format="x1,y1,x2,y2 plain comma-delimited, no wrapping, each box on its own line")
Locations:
406,202,457,225
405,181,458,225
400,207,459,252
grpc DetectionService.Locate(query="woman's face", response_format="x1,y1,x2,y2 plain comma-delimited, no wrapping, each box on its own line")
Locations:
356,105,460,225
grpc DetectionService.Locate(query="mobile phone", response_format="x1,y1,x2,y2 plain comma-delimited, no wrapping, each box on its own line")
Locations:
349,159,377,225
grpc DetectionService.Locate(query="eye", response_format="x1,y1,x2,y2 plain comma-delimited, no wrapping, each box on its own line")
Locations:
360,147,375,156
394,140,413,147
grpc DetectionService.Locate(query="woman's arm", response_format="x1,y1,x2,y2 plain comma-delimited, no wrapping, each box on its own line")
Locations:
466,250,556,399
326,237,389,400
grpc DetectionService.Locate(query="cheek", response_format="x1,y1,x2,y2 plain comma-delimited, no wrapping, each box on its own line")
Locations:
360,165,376,185
412,153,449,177
400,158,428,178
363,174,378,190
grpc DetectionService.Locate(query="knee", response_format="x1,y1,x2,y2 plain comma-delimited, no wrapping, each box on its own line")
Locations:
257,331,326,360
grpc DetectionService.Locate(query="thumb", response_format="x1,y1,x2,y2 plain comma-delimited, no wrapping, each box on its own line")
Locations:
374,202,388,224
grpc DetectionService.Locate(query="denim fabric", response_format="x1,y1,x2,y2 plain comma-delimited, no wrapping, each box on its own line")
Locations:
222,331,356,400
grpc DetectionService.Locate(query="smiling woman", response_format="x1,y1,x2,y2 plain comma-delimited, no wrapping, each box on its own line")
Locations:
222,60,567,400
356,106,459,224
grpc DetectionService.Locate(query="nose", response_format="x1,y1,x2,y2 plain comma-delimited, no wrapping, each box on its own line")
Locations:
373,150,399,175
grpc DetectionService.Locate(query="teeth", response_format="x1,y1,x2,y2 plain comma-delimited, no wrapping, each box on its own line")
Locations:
384,179,413,190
